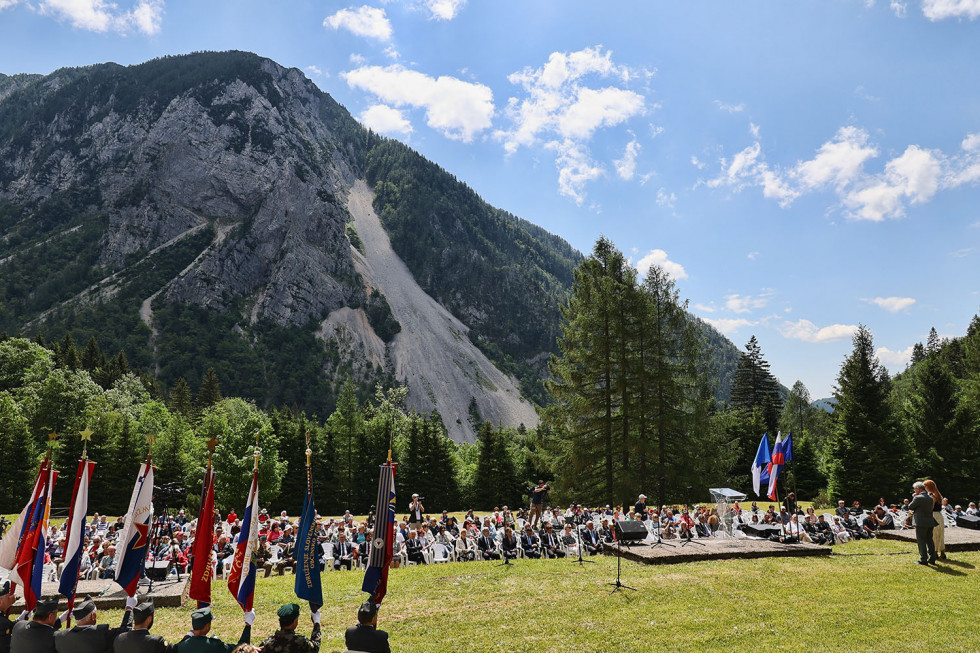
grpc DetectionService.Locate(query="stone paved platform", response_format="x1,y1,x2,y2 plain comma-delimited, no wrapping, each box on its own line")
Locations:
876,526,980,552
603,535,832,565
11,576,188,611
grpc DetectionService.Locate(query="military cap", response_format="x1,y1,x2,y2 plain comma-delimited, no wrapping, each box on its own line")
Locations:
277,603,300,621
34,598,61,619
134,600,155,622
191,606,213,630
72,597,96,620
0,579,10,597
357,600,378,621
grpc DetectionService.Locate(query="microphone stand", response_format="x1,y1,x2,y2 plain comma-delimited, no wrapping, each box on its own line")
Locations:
649,515,674,549
607,538,636,594
567,516,595,566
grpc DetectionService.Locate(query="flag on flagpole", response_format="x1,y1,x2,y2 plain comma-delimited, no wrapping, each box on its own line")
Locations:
114,461,155,597
0,456,48,574
783,432,794,463
228,470,259,611
189,467,216,605
767,432,785,501
294,483,322,608
362,461,396,605
58,458,95,612
750,433,771,497
13,462,57,612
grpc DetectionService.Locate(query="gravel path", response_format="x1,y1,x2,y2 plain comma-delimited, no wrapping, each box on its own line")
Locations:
347,180,539,442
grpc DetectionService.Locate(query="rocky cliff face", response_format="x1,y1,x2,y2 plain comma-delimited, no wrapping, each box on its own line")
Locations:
0,51,555,440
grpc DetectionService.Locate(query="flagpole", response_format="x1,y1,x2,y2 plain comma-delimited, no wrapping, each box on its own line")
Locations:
190,436,218,607
304,430,321,613
62,428,95,624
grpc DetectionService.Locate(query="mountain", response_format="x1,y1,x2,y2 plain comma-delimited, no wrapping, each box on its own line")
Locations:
0,51,746,441
812,397,837,413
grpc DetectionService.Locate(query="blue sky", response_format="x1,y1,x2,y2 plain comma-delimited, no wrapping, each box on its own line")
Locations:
1,0,979,398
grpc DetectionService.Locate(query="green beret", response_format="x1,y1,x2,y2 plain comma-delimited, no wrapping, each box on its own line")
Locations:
191,606,213,630
277,603,300,621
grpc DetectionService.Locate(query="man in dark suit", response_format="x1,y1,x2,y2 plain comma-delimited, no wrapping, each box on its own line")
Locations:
333,533,354,571
113,601,175,653
634,494,648,521
540,524,564,558
54,596,134,653
344,601,390,653
477,528,499,560
11,598,62,653
519,526,541,559
909,482,938,565
501,527,519,560
581,522,601,555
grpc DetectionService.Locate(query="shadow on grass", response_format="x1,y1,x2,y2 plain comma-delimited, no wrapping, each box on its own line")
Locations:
929,564,967,577
940,558,975,570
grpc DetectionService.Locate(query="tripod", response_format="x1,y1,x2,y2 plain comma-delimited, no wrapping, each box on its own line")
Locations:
649,517,674,549
680,524,705,547
494,539,517,568
607,538,636,594
567,517,595,566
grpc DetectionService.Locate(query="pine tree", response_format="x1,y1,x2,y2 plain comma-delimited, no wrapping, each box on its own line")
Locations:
926,327,941,354
271,411,310,515
56,333,81,370
168,377,194,418
81,336,106,373
330,379,363,511
730,335,783,435
196,368,223,410
0,394,37,512
826,326,907,504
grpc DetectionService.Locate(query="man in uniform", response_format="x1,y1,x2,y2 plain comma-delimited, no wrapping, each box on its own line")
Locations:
54,595,134,653
175,606,252,652
258,603,321,652
344,601,389,653
113,600,174,653
11,598,63,653
0,580,17,653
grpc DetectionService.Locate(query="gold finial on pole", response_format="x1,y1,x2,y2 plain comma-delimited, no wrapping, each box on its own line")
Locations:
253,446,261,472
79,428,93,459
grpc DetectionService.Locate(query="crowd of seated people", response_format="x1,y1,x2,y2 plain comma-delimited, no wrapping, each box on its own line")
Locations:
35,487,980,592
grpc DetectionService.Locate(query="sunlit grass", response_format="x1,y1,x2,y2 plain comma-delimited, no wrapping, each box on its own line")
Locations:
96,539,979,653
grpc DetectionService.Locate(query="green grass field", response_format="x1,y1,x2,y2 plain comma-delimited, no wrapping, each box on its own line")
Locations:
94,539,977,653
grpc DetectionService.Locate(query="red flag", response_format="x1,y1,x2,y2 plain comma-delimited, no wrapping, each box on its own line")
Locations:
13,463,57,611
189,468,216,604
0,455,48,573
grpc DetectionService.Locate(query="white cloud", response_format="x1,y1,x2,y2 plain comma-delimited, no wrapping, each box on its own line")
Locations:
423,0,466,20
749,123,761,139
963,133,980,151
495,46,647,203
922,0,980,20
950,247,974,258
691,155,706,170
715,100,745,114
360,104,413,136
656,187,676,208
635,249,688,281
779,319,858,343
39,0,163,34
324,5,392,41
694,303,716,314
876,345,914,369
0,0,19,10
794,126,878,191
305,65,324,77
866,296,916,312
843,145,942,221
343,64,493,142
704,318,755,335
725,293,769,314
890,0,909,16
747,251,759,260
614,137,640,181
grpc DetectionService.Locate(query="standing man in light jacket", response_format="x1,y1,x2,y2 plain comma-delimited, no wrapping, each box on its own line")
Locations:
909,482,937,565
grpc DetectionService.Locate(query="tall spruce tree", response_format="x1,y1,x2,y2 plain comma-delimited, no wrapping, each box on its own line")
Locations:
826,326,907,503
0,394,37,512
196,368,222,410
730,335,783,435
168,377,194,418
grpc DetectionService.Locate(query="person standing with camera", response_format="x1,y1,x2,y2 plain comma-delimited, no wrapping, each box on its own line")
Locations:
408,494,424,529
528,480,549,529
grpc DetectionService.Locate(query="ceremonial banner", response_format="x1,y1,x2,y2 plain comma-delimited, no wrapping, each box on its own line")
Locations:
189,467,216,604
115,462,155,597
766,432,784,501
228,470,259,611
13,462,57,611
0,456,47,573
58,458,96,611
362,461,396,605
783,432,794,463
751,432,771,497
294,484,322,607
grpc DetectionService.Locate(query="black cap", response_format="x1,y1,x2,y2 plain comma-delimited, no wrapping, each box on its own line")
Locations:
73,597,96,620
358,600,378,623
0,580,10,597
34,598,61,619
134,601,155,622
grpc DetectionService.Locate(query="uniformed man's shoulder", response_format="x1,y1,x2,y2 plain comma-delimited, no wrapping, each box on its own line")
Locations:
260,630,316,652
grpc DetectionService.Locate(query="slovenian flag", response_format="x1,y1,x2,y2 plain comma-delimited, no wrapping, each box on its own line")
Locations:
228,470,259,611
362,461,396,605
750,433,771,497
13,461,57,611
767,432,784,501
58,458,96,612
0,456,48,574
783,432,794,463
294,482,322,609
189,467,216,605
114,461,155,597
